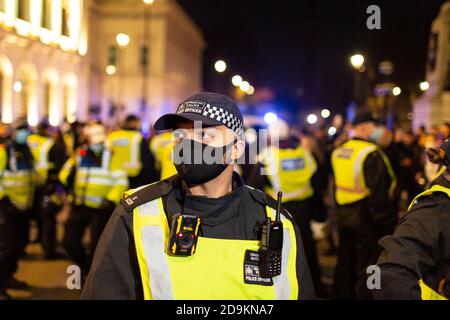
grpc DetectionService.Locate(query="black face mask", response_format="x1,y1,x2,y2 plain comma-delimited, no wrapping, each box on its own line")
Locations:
173,139,235,185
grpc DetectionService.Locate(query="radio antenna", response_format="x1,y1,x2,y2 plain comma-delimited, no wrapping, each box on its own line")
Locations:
276,191,282,222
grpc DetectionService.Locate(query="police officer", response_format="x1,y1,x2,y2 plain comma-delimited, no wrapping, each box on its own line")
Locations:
106,115,158,189
59,124,128,276
375,139,450,300
28,121,67,259
256,118,326,296
331,111,397,299
150,130,178,180
0,121,35,299
81,92,315,300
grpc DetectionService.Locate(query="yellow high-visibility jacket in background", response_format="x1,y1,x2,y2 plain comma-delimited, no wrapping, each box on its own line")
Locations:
150,131,177,180
59,147,128,208
0,145,35,210
259,145,317,203
28,134,55,186
106,129,143,178
331,139,396,205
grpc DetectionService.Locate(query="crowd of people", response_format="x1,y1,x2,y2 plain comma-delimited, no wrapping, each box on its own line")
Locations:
0,97,449,299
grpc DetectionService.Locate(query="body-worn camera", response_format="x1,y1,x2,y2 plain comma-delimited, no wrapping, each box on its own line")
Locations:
167,214,201,256
258,192,284,278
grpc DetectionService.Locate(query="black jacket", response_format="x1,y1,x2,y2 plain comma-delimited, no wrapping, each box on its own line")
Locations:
81,173,316,300
375,175,450,299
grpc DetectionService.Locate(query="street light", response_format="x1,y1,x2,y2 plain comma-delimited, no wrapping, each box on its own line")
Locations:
420,81,429,91
13,81,22,93
328,126,337,136
240,81,250,92
246,85,255,95
350,54,365,70
231,75,243,87
214,60,227,73
392,87,401,96
116,33,130,47
321,108,331,119
105,65,116,75
307,114,318,124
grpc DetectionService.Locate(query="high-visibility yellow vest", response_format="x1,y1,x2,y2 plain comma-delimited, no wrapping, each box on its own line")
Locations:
28,134,55,186
106,130,143,178
331,139,396,205
59,148,128,209
408,184,450,300
150,132,177,180
63,132,75,156
129,187,300,300
260,146,316,202
0,146,35,210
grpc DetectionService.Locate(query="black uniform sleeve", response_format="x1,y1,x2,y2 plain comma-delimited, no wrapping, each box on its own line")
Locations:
375,195,448,300
364,150,396,226
81,205,142,300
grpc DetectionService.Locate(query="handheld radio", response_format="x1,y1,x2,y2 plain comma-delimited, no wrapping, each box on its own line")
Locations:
259,191,284,278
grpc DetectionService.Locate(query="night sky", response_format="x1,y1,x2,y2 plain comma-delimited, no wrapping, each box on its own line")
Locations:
177,0,445,116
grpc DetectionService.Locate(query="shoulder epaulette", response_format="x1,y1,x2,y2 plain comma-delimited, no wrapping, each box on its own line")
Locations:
120,179,172,213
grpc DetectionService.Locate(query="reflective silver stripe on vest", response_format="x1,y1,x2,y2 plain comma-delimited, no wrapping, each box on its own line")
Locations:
138,199,174,299
139,199,160,217
274,228,292,300
141,225,175,300
352,145,377,191
268,207,293,300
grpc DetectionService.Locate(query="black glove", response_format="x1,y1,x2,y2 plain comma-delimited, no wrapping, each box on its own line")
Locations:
99,199,116,214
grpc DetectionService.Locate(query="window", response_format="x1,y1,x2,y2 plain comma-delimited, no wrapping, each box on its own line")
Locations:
41,0,52,29
43,81,51,120
0,0,5,13
17,0,30,22
18,79,29,119
61,0,70,37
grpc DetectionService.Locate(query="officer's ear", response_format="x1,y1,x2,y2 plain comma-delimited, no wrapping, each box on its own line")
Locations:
230,138,245,162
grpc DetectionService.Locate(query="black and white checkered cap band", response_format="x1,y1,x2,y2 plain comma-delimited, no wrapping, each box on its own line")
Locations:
201,104,244,137
177,101,244,137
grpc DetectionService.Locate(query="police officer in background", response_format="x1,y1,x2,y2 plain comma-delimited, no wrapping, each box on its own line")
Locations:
59,124,128,277
28,121,67,259
82,92,315,300
375,139,450,300
0,121,35,300
150,130,178,180
255,118,326,297
106,115,158,189
331,111,397,299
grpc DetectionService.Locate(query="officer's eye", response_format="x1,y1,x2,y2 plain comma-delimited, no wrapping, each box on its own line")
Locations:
201,130,215,142
172,131,185,143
